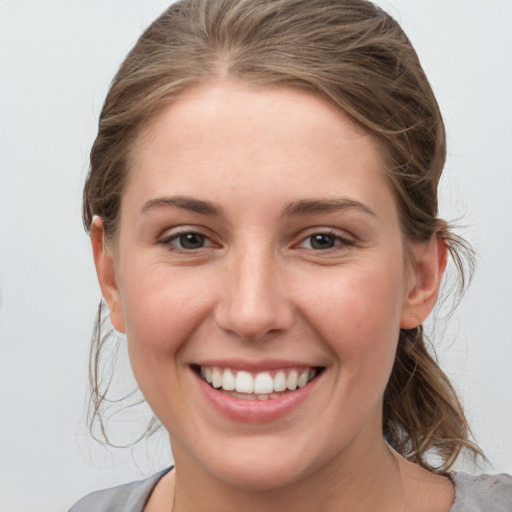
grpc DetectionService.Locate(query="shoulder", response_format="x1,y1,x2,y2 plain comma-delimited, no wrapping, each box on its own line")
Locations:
67,467,172,512
450,472,512,511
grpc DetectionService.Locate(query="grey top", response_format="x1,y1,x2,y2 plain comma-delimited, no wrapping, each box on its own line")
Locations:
68,468,512,511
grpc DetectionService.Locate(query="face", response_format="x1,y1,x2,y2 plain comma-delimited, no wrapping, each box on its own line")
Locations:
94,82,443,491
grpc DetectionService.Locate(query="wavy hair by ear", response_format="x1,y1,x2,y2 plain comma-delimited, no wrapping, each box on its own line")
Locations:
87,302,161,446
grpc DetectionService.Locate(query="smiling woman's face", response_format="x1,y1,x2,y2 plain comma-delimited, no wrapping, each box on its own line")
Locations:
93,82,440,491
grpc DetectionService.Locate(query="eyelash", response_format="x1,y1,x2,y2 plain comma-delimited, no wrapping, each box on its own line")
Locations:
158,229,217,253
296,229,355,251
158,228,355,253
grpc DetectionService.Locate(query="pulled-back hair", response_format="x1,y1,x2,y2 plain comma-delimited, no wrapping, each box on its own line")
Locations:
83,0,483,471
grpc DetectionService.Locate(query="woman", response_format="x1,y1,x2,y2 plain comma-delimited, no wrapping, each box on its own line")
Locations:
69,0,512,510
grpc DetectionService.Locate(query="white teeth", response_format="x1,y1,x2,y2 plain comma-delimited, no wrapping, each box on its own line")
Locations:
253,372,274,394
211,367,222,388
235,371,254,393
297,369,309,388
286,370,298,390
274,370,287,392
200,366,213,383
221,369,236,391
200,366,319,397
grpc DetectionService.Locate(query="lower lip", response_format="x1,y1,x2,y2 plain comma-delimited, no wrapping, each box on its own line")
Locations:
195,370,320,423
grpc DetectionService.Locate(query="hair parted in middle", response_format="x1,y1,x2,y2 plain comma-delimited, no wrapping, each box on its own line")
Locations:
83,0,483,471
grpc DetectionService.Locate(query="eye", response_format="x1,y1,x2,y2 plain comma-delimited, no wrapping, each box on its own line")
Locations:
175,232,207,250
307,233,337,250
159,230,215,251
298,231,354,251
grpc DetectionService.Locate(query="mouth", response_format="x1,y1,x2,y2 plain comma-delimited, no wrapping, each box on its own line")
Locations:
192,364,324,401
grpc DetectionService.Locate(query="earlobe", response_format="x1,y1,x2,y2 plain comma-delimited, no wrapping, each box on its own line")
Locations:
400,235,448,330
90,217,126,333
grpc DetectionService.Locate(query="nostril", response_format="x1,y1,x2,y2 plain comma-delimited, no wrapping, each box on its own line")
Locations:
214,306,294,342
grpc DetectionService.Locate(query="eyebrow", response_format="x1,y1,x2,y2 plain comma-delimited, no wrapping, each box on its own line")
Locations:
283,198,376,217
139,195,376,219
140,196,224,216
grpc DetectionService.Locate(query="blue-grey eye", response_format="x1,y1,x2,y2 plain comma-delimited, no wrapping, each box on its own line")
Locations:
178,233,206,249
309,233,337,250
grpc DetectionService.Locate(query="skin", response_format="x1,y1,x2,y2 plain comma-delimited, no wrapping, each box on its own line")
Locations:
92,82,452,511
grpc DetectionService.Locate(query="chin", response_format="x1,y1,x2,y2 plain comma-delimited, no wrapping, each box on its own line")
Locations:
186,434,326,492
209,456,311,492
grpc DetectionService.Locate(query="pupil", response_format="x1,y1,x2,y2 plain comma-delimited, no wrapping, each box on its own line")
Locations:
311,234,335,249
180,233,205,249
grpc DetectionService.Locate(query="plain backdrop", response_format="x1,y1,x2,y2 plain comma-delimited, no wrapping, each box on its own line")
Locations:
1,1,511,511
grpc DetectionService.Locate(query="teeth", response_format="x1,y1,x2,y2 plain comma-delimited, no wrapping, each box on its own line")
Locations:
211,367,222,388
297,369,309,388
235,371,254,393
201,367,213,384
221,369,236,391
286,370,298,390
253,372,273,394
274,370,287,392
199,366,318,397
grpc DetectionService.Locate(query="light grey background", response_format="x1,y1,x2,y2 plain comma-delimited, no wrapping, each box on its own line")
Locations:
1,1,511,511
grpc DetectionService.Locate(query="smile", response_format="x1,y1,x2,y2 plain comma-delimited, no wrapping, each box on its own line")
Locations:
196,366,320,400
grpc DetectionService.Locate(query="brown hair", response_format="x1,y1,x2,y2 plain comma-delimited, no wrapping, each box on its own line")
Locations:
83,0,483,471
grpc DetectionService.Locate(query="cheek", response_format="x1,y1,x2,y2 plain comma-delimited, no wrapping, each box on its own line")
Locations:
116,268,217,426
118,267,216,371
297,262,405,377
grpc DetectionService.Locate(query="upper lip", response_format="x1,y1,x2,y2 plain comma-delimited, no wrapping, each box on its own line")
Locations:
191,359,322,372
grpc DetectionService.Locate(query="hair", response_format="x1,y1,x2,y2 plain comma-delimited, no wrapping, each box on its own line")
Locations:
83,0,484,471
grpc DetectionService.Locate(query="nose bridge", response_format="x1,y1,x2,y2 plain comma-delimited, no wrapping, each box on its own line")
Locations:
215,241,292,340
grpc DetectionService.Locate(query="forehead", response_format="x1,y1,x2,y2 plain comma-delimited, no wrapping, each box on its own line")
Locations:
134,81,372,155
125,81,395,218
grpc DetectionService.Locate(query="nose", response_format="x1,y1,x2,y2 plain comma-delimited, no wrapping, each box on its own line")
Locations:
214,247,294,341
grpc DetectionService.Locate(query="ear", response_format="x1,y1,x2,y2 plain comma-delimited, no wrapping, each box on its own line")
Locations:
90,217,126,333
400,235,448,329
